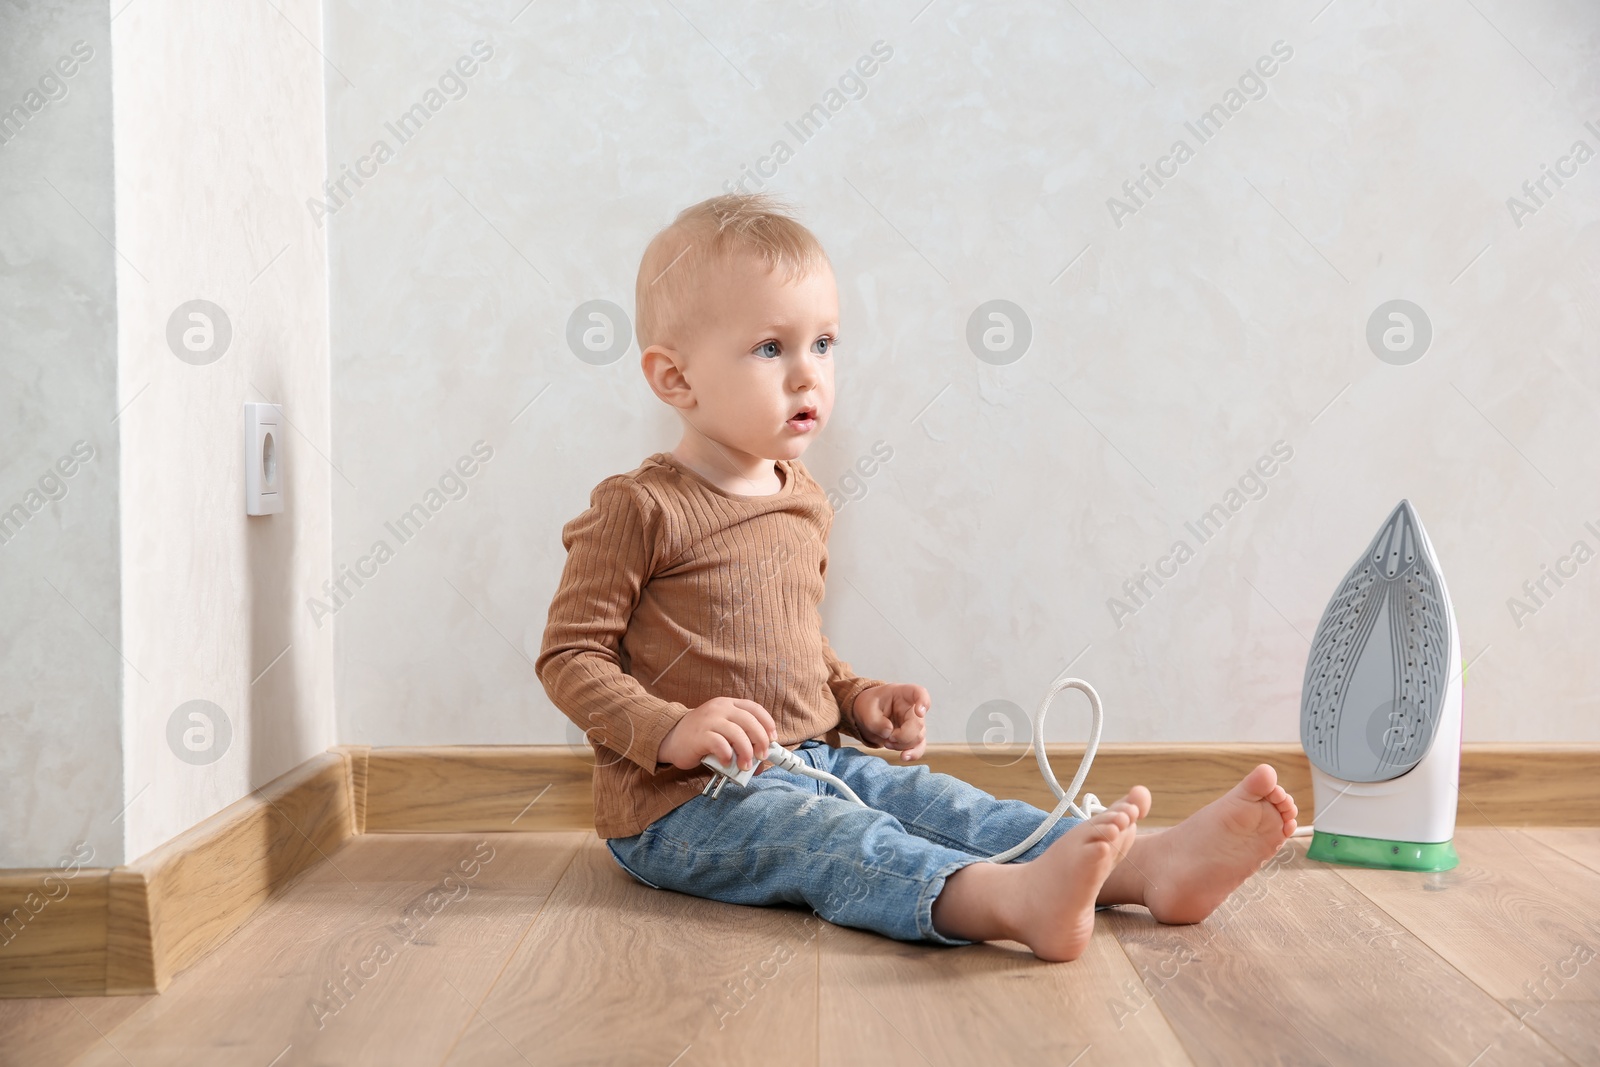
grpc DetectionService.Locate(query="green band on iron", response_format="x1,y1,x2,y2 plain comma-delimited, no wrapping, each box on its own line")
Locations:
1307,830,1458,872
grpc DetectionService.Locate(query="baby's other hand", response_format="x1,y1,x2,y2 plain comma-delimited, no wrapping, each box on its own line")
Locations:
854,684,929,761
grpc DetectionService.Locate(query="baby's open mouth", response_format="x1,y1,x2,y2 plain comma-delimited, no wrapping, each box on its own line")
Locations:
786,407,817,431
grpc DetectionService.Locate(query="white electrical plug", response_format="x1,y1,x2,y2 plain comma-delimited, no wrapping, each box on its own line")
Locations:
700,752,758,786
700,740,796,797
699,742,870,806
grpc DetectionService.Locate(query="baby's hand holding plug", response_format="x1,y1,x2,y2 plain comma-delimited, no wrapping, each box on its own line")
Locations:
658,696,776,773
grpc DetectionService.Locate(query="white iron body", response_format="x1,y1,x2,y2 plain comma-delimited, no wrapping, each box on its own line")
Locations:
1307,627,1461,844
1301,500,1464,865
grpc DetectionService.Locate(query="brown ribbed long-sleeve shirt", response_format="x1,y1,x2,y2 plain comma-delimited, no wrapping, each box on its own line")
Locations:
536,451,891,840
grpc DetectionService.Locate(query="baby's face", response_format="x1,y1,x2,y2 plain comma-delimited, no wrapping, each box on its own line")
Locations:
676,251,837,461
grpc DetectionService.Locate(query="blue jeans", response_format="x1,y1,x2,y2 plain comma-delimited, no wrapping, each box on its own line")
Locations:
605,740,1083,946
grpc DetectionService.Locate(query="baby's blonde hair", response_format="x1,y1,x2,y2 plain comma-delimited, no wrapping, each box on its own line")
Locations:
634,192,830,353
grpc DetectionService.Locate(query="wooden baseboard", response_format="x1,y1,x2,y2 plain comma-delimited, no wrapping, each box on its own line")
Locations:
0,864,112,997
357,742,1600,833
1,750,356,998
930,743,1600,828
359,745,591,833
3,741,1594,998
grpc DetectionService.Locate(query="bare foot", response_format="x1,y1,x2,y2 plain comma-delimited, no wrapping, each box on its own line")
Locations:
1009,786,1151,962
1134,763,1298,925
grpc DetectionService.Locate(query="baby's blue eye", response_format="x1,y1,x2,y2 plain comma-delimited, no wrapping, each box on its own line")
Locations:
814,336,834,356
757,341,780,359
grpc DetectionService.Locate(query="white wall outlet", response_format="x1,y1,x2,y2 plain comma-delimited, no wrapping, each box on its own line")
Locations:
245,402,283,515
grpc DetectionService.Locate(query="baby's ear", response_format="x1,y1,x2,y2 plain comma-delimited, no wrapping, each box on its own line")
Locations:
640,344,692,407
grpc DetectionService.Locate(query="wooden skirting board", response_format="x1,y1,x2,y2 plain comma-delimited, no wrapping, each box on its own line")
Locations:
0,751,355,999
2,742,1594,998
354,742,1600,833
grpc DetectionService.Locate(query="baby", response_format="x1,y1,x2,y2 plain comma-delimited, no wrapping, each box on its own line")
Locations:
535,192,1299,961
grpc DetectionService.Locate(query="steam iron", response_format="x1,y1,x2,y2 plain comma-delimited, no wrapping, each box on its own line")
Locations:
1300,500,1462,872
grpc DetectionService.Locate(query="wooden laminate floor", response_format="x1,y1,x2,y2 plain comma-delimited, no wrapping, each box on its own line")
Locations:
3,828,1598,1066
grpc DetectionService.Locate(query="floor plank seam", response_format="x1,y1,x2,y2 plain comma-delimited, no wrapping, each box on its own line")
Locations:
1483,826,1577,894
1516,829,1600,881
1506,833,1600,942
1331,861,1586,1067
1104,908,1216,1067
433,833,586,1067
814,914,821,1067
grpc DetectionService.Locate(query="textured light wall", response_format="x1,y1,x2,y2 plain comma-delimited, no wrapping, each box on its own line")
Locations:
0,1,122,868
112,0,336,862
326,1,1600,751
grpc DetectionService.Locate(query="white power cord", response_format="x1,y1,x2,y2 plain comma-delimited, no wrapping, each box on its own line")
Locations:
700,675,1110,864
